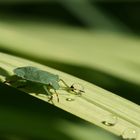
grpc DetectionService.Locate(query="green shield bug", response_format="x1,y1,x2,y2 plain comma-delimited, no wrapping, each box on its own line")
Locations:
4,66,84,103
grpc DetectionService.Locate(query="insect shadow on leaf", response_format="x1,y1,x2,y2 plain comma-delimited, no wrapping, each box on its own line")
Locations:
0,67,10,78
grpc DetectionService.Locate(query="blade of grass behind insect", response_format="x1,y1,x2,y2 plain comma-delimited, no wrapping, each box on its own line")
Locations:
0,20,140,86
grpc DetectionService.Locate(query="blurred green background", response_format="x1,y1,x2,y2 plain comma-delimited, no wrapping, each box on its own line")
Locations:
0,0,140,140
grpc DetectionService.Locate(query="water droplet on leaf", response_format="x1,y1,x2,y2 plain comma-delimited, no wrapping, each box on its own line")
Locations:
121,128,137,140
66,98,75,101
102,114,117,126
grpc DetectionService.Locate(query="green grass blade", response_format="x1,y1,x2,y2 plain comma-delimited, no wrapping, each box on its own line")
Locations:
0,21,140,85
0,52,140,139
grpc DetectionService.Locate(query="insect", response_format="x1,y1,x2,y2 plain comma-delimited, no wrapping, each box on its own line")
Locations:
4,66,84,103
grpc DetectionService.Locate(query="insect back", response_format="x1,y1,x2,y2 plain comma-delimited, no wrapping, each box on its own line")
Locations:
14,66,60,89
13,66,61,103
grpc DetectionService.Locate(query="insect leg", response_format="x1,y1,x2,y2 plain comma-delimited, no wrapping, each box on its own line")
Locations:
3,79,12,85
54,90,59,102
59,79,70,88
59,79,75,94
70,83,85,96
3,75,17,84
3,76,26,87
43,85,53,104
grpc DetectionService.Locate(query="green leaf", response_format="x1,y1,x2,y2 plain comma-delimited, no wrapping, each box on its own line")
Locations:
0,52,140,139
